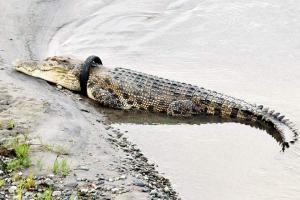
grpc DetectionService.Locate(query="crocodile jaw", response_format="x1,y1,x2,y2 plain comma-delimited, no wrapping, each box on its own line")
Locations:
13,58,81,91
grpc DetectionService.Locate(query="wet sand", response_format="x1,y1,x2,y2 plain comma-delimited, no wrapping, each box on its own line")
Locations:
1,0,300,199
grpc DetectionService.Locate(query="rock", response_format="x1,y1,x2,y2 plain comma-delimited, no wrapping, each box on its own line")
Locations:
76,177,81,182
142,188,149,193
8,186,17,193
164,186,170,193
111,188,119,193
47,174,55,178
80,188,88,194
150,189,158,196
77,165,89,171
108,178,114,182
52,191,62,197
133,180,146,187
25,191,33,197
44,178,54,187
65,182,78,188
119,175,126,180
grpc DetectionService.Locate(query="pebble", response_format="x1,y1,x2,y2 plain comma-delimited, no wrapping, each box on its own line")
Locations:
150,189,158,196
80,188,88,194
44,178,54,187
133,180,146,187
65,182,78,188
52,191,62,197
141,187,149,193
8,186,17,193
25,192,33,197
108,178,114,182
164,186,170,193
77,165,89,171
119,175,126,180
111,188,119,193
47,174,55,178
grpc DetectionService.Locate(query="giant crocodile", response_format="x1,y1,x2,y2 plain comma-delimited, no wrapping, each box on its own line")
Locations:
13,55,298,149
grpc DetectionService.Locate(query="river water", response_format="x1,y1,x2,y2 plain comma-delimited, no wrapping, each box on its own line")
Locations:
4,0,300,199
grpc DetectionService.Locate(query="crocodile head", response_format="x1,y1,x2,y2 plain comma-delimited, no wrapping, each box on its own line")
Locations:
13,56,83,91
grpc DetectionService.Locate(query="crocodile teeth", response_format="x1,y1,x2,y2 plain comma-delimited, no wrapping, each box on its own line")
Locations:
269,110,275,115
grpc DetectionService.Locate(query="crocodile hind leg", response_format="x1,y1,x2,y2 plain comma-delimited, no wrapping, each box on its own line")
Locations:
167,100,194,117
88,87,123,109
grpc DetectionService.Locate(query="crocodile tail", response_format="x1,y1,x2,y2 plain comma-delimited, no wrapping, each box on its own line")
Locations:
253,106,298,150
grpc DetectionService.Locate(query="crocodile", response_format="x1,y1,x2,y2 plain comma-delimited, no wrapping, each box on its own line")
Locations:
13,55,298,150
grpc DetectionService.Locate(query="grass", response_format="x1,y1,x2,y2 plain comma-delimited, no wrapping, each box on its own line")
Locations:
3,136,31,171
25,173,35,190
44,188,52,200
7,119,14,130
17,180,24,200
52,158,69,177
6,144,30,171
0,179,4,188
3,134,27,149
6,159,22,171
42,144,68,155
34,193,43,200
15,144,29,158
52,159,59,175
42,144,54,152
61,159,69,177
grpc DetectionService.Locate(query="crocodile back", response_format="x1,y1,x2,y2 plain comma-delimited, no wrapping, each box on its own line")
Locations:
105,67,199,112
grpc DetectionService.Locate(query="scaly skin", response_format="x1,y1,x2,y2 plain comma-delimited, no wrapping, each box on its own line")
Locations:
14,56,298,149
88,67,257,119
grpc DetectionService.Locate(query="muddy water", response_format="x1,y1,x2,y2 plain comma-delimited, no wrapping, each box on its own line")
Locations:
4,0,300,199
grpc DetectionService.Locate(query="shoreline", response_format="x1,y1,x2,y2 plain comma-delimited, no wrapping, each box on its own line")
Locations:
0,79,179,199
0,1,179,199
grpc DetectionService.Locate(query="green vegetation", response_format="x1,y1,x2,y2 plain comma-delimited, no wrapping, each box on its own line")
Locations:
3,134,27,149
42,144,68,155
42,144,54,152
61,159,69,177
52,158,69,177
52,159,59,175
34,193,43,200
7,119,14,130
25,173,35,190
2,135,31,172
17,180,25,200
43,188,52,200
0,179,4,188
6,144,30,171
15,144,29,159
6,159,22,171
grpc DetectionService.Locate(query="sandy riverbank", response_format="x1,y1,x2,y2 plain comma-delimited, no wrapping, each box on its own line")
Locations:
0,1,178,199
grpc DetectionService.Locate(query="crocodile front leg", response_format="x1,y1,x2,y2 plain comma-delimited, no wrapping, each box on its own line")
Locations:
167,100,194,117
88,87,123,109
